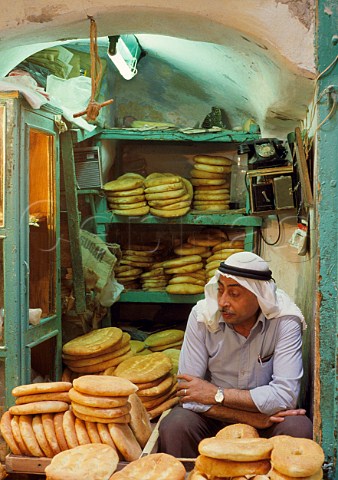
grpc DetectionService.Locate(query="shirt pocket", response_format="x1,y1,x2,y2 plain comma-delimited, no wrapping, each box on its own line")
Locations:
255,355,274,386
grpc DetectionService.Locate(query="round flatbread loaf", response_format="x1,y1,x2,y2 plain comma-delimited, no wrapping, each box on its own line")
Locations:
63,327,123,356
149,206,190,218
194,163,232,174
62,410,79,449
45,443,119,480
104,175,144,193
145,188,187,201
53,412,69,451
74,418,91,445
11,415,31,456
97,422,117,449
145,329,184,348
165,262,204,275
12,382,72,397
107,187,144,197
145,174,181,188
9,401,69,416
113,205,150,216
18,415,44,457
85,421,101,443
191,178,227,186
69,388,128,409
0,411,21,455
42,413,61,456
198,437,273,461
32,415,54,457
114,352,172,383
108,423,142,461
195,455,271,478
216,423,259,439
162,255,202,269
128,393,152,448
72,410,131,424
71,401,131,419
166,283,205,294
73,375,138,397
194,155,233,166
106,194,145,204
109,452,186,480
190,168,226,179
15,391,70,405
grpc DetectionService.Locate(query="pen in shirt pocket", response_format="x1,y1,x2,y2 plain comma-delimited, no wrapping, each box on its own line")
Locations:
258,352,274,366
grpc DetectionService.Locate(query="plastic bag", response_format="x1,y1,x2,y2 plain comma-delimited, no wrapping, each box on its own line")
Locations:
46,74,91,113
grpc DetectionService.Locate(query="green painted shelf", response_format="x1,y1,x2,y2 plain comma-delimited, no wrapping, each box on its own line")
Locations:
119,290,204,303
72,127,261,144
94,211,262,227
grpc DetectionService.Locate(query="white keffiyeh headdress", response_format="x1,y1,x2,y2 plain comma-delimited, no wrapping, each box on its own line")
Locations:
196,252,306,333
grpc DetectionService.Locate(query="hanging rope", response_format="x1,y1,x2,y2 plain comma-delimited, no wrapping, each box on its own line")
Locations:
73,16,114,121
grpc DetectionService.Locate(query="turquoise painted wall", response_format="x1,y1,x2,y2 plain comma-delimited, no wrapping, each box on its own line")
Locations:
316,0,338,478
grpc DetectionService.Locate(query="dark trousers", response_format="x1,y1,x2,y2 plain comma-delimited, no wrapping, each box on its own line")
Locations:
158,405,313,458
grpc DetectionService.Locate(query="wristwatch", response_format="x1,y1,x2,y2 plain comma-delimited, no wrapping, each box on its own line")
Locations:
214,386,224,404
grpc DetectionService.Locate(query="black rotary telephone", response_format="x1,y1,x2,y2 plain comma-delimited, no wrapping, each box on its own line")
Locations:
238,138,288,170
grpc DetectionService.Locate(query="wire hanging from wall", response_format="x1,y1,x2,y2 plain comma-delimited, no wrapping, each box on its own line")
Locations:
73,16,114,121
302,55,338,159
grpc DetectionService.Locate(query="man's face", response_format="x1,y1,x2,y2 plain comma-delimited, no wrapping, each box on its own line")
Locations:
217,275,260,329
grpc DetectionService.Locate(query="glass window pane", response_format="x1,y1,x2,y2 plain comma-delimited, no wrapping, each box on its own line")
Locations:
29,129,56,319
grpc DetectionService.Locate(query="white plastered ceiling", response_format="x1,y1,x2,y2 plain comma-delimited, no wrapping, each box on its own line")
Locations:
0,0,316,135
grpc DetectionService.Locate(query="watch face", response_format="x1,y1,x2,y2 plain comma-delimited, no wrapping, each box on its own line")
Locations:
255,142,276,158
215,389,224,403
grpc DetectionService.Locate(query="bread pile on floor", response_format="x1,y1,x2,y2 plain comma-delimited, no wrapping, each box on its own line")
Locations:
62,327,133,375
114,352,179,420
0,376,152,462
189,423,325,480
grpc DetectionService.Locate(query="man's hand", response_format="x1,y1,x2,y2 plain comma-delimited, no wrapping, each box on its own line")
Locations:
177,374,217,405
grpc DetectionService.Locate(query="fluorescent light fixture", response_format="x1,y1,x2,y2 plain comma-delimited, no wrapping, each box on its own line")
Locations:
107,35,142,80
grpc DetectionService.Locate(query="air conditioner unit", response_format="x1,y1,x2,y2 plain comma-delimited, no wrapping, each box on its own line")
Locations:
61,146,103,191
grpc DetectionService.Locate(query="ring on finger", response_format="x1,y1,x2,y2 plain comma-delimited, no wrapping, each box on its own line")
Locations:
184,388,187,396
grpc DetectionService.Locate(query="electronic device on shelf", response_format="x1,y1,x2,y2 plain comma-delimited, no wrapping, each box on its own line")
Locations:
238,138,288,170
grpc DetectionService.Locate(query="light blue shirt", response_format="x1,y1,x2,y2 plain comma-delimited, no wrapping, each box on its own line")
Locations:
178,306,303,416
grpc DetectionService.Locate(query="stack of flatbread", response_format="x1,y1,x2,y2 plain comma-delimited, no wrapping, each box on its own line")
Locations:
62,328,134,375
0,382,72,458
140,266,170,292
103,173,149,216
165,245,207,294
114,264,143,291
144,330,184,352
190,155,232,211
69,375,144,461
162,255,205,295
116,243,166,291
1,377,152,460
144,173,193,218
193,425,273,479
205,240,245,280
114,352,179,420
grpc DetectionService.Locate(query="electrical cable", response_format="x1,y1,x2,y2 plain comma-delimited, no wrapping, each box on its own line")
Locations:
259,214,281,246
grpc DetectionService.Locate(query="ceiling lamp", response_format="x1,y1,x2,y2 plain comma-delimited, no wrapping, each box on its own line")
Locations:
107,34,142,80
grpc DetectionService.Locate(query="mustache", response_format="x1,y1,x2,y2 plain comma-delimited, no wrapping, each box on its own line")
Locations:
219,309,234,314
